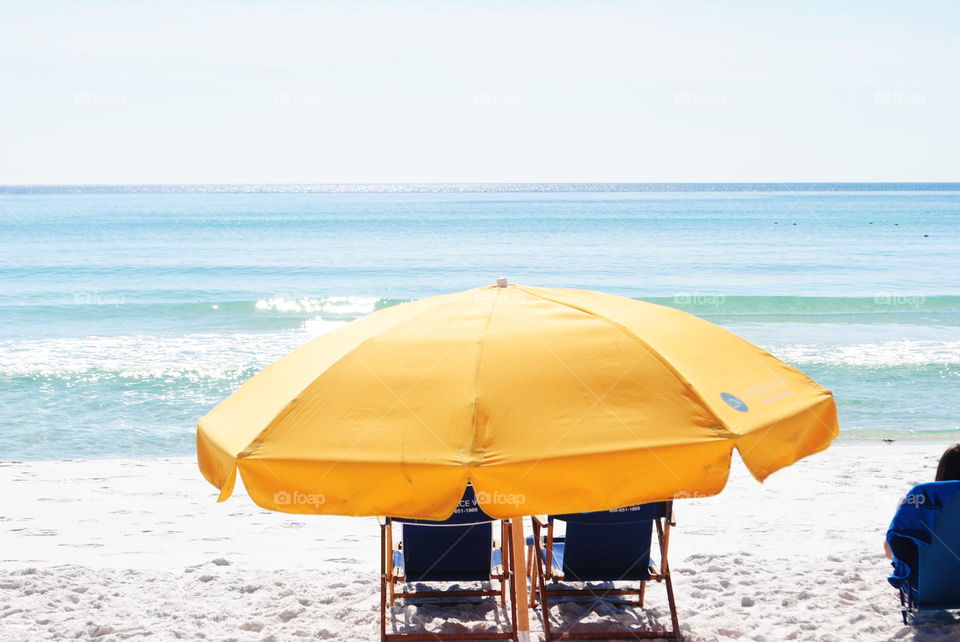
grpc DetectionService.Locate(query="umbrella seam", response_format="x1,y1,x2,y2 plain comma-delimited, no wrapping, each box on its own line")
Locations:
466,285,500,473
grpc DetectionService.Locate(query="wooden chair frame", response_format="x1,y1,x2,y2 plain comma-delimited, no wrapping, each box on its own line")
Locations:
379,517,520,642
529,503,682,641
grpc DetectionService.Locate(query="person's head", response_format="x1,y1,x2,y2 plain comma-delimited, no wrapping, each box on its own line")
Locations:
935,444,960,482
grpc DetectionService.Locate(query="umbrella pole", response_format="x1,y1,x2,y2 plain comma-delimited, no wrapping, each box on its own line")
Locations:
509,516,531,641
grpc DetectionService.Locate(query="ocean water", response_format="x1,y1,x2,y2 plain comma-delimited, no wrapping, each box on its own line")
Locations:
1,184,958,460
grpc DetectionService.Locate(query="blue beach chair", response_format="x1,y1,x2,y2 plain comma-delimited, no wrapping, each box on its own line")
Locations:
530,502,682,641
887,481,960,624
379,486,519,641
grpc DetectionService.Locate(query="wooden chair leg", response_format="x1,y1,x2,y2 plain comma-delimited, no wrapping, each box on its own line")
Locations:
505,522,520,642
380,583,387,642
664,573,682,641
499,521,509,603
526,525,536,607
385,522,396,606
638,580,646,607
380,524,388,642
528,557,539,608
536,547,553,642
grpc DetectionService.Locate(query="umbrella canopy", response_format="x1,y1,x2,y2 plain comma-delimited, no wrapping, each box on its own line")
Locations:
198,283,838,519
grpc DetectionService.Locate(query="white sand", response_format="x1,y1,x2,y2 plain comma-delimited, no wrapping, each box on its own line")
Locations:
2,443,959,641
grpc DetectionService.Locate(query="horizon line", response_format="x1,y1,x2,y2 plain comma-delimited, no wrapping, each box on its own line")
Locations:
2,181,960,194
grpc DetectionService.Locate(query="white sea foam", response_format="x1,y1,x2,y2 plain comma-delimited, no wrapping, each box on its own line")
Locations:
770,339,960,367
255,296,379,316
302,317,348,335
0,325,344,381
2,333,957,383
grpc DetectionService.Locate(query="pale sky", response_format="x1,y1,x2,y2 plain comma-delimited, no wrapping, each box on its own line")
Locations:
1,1,957,184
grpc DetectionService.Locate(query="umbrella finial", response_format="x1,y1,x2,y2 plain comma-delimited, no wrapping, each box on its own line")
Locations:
496,278,508,288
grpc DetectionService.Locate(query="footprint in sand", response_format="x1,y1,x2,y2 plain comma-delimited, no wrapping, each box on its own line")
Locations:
26,529,58,537
239,621,264,632
278,609,301,622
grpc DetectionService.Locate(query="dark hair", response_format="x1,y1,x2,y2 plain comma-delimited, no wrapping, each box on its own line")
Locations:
935,444,960,482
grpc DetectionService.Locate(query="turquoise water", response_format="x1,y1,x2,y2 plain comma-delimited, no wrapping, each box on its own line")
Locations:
1,185,959,459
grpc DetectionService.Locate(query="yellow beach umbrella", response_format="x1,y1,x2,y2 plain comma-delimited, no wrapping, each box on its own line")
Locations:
197,282,838,520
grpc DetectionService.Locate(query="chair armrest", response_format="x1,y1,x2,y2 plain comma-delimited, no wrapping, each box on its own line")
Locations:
377,516,389,526
531,515,549,527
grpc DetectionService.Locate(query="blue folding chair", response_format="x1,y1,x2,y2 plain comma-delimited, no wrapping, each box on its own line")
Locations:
530,502,682,641
379,486,519,641
887,481,960,624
